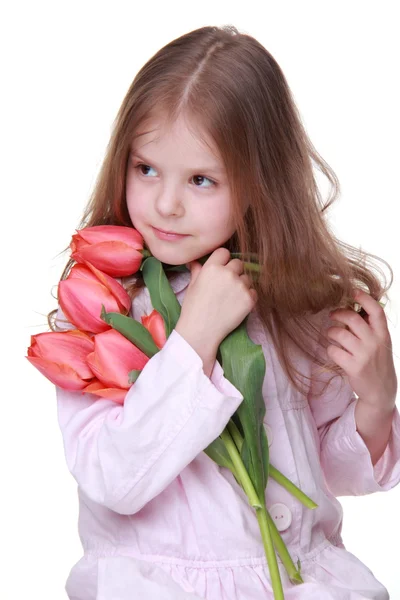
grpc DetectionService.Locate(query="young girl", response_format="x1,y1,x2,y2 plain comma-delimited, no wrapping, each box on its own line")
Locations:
51,25,399,599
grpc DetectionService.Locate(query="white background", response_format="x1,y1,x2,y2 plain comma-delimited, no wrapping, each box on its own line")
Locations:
2,1,399,598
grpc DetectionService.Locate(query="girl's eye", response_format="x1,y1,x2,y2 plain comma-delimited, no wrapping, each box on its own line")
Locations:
191,175,215,189
136,164,157,177
135,164,216,189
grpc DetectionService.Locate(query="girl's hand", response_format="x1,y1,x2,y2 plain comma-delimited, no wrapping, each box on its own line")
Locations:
175,247,258,355
327,289,397,410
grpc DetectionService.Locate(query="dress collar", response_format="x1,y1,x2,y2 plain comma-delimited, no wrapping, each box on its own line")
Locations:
168,269,191,294
122,268,191,295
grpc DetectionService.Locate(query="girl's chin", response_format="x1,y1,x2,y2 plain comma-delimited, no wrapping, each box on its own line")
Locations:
146,247,187,266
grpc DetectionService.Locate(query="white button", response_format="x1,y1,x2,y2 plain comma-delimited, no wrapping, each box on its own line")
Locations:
269,503,292,531
264,424,273,446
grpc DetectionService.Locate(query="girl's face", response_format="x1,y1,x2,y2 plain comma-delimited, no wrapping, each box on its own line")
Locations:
125,114,236,265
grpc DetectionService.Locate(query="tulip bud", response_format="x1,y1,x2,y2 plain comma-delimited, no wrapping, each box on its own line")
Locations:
141,310,167,349
58,263,131,333
26,330,95,390
70,225,144,277
84,329,149,403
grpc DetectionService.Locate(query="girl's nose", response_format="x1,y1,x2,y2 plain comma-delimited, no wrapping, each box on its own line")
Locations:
155,187,185,218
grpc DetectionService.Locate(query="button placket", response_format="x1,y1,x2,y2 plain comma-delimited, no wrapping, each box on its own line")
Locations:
268,503,292,532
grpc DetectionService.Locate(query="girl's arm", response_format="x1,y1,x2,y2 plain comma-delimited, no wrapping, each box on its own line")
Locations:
55,302,243,515
308,309,400,497
355,400,396,466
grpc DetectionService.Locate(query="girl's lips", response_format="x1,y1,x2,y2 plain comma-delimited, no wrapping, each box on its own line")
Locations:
152,227,189,241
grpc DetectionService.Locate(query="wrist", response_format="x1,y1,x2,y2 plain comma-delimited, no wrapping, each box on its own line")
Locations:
174,322,219,376
354,398,396,465
175,321,220,356
356,395,396,419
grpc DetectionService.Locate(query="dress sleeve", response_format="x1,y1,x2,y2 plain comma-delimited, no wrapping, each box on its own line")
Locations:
308,309,400,497
55,301,243,515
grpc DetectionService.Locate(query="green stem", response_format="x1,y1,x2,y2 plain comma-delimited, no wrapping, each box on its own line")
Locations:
255,508,285,600
230,251,259,261
266,511,303,584
230,252,261,273
227,421,317,509
220,429,284,600
269,465,318,509
227,419,244,452
244,261,260,273
227,419,302,585
173,251,260,273
140,249,152,259
226,456,302,584
220,429,260,509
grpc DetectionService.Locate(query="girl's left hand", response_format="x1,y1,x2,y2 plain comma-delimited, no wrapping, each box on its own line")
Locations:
327,289,397,410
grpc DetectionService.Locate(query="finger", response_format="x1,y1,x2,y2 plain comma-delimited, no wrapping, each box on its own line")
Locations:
226,258,245,275
239,273,252,287
352,289,388,335
187,261,202,284
203,247,231,266
326,326,361,356
326,344,357,371
329,309,372,342
249,288,258,304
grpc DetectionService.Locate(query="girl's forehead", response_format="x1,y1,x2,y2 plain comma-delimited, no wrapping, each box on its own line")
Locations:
135,111,210,142
132,116,221,162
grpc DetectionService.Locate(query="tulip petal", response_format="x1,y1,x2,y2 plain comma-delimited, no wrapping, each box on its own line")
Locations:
72,241,143,277
75,225,143,248
101,308,160,357
26,356,92,390
141,310,167,349
83,380,127,404
70,233,87,257
58,279,116,332
67,263,100,281
58,263,131,332
86,329,149,389
28,330,95,379
82,380,104,392
82,262,131,313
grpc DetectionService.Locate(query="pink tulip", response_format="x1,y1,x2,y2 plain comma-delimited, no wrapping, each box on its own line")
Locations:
141,310,167,349
58,262,131,333
85,329,149,403
26,330,95,390
70,225,144,277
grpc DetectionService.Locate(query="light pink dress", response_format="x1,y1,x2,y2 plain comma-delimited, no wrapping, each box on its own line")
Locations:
56,270,400,599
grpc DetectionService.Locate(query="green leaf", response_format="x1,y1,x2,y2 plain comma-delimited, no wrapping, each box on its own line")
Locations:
218,319,268,507
204,437,242,487
128,369,142,384
260,427,270,487
204,437,237,473
231,412,245,438
141,257,182,337
101,306,160,357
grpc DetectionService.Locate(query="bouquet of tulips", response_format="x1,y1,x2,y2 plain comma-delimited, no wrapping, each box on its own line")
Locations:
27,225,318,600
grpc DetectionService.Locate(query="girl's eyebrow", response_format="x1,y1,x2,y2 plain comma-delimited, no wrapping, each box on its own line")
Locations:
131,151,225,174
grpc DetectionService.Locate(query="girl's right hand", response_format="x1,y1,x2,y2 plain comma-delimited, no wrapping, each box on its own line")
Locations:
175,248,258,360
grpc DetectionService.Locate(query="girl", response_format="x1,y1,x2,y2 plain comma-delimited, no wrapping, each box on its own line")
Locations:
51,25,399,599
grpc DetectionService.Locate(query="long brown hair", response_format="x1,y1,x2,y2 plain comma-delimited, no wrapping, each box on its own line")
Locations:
48,25,393,398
